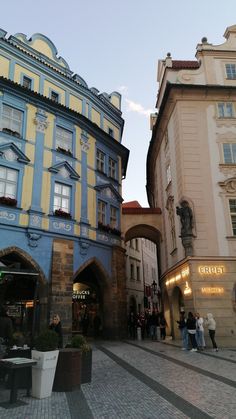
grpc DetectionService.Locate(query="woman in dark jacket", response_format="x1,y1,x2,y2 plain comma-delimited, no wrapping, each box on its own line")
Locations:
186,312,197,351
49,314,63,348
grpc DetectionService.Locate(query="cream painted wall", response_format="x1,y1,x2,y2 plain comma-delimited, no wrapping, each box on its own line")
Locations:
14,64,40,92
0,55,10,77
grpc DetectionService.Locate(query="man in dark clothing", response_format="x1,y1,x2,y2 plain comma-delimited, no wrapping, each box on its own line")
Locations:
0,306,13,346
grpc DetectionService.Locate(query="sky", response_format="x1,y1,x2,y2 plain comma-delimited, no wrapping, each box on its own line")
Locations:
1,1,236,206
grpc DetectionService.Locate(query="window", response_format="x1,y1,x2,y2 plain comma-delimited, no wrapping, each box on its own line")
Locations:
223,143,236,164
0,166,18,198
225,64,236,80
108,157,116,178
2,104,23,136
56,126,73,153
23,76,32,89
136,266,140,281
166,164,172,185
135,239,139,251
130,264,134,279
218,103,234,118
98,200,106,224
53,182,70,213
229,199,236,235
108,128,114,137
96,150,105,173
110,206,117,228
51,91,59,103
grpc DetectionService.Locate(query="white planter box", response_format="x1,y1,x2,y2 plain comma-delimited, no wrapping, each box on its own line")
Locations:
31,349,59,398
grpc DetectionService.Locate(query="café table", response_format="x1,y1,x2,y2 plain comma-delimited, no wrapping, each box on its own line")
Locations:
0,357,36,408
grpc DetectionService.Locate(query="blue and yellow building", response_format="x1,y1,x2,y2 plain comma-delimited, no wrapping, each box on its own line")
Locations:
0,28,129,339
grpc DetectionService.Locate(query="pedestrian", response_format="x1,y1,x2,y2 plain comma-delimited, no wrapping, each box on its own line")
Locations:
205,313,218,352
159,312,167,340
0,305,13,355
177,311,188,350
49,314,63,348
128,311,136,339
149,310,159,341
195,312,205,350
186,311,198,351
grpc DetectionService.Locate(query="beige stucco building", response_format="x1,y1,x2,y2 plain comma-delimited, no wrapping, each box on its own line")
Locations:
147,25,236,346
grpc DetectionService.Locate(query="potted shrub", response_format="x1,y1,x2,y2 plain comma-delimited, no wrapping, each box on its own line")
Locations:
70,335,92,384
31,329,59,399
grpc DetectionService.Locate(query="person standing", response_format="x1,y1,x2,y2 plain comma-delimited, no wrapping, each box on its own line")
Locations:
195,312,205,351
186,312,197,351
149,310,159,341
0,306,13,353
49,314,63,348
205,313,218,351
159,313,167,340
177,311,188,350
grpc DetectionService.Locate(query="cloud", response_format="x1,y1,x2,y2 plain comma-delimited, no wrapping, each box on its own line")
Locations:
125,99,153,117
117,85,128,94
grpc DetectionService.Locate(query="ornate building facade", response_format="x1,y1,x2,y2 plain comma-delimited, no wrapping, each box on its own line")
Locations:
0,28,129,340
147,25,236,345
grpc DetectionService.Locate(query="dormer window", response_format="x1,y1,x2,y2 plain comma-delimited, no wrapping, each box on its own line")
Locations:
23,76,32,90
51,91,59,103
108,128,114,137
225,64,236,80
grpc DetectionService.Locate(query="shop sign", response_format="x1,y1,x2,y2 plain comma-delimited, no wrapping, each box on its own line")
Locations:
165,266,189,287
72,290,90,300
198,266,224,275
201,287,224,295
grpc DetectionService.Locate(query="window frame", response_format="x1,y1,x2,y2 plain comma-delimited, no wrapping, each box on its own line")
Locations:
22,75,32,90
53,182,71,214
1,103,23,138
96,149,106,173
108,157,116,179
223,143,236,164
225,63,236,80
110,205,117,228
50,90,59,103
55,126,73,155
98,199,106,225
229,198,236,236
0,165,18,199
217,102,234,118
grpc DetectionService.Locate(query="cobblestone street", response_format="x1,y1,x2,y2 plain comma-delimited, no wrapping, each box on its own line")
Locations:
0,340,236,418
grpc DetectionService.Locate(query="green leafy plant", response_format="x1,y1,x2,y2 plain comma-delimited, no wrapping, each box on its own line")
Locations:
69,335,91,352
34,329,59,352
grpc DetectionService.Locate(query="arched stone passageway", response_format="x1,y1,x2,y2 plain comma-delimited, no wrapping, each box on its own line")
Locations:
0,246,48,339
72,258,111,338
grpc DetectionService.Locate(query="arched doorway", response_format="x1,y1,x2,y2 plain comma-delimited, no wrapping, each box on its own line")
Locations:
172,286,184,339
0,247,48,342
72,258,110,338
129,296,137,316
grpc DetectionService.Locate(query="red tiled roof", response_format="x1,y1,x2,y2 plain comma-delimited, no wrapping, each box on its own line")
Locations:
172,60,200,69
122,201,142,208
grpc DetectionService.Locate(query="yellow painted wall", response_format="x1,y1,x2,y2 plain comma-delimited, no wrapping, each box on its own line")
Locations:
14,64,40,92
44,80,65,105
21,166,33,209
88,188,96,228
75,126,82,161
104,117,119,141
44,114,55,149
110,95,120,109
0,55,10,77
87,167,95,187
89,229,96,241
87,135,95,168
26,104,36,142
91,108,101,126
30,39,67,67
74,224,80,236
41,172,51,214
43,150,52,168
86,103,89,118
69,95,82,113
25,143,35,165
42,217,49,230
19,213,28,226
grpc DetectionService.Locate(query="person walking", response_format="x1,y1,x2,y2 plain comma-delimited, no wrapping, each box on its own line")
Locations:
177,311,188,350
149,310,159,341
195,312,205,351
186,312,197,351
49,314,63,348
205,313,218,351
159,313,167,340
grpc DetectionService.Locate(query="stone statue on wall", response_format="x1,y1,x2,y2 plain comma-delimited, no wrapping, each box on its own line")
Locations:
176,201,194,256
